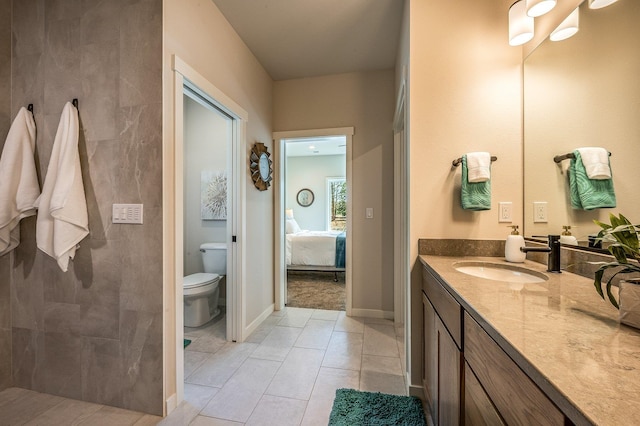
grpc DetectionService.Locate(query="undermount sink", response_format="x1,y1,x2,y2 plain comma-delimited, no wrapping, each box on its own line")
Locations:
453,261,548,283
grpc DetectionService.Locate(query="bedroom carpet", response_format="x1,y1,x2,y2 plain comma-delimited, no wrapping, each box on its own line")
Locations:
286,271,345,311
328,388,426,425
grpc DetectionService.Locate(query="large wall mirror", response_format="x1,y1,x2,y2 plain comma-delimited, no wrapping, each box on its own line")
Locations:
524,0,640,249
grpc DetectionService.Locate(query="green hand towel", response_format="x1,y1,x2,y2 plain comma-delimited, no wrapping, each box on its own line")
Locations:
461,155,491,211
569,150,616,210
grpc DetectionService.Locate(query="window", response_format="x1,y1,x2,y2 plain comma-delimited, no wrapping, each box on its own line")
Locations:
327,177,346,231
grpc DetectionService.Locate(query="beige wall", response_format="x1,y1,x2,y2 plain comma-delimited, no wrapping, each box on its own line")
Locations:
274,70,396,314
164,0,274,403
406,0,522,386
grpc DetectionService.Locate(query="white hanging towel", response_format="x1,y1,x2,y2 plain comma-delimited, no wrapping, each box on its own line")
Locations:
465,151,492,183
0,107,39,256
576,147,611,180
36,102,89,271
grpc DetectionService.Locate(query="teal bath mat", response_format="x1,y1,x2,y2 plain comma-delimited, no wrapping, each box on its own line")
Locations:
183,339,191,348
329,388,426,425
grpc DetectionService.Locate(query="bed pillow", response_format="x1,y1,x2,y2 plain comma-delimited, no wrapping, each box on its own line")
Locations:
286,218,301,234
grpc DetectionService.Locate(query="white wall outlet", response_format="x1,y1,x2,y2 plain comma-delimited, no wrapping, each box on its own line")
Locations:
498,202,512,223
533,202,548,223
366,208,374,219
112,204,144,224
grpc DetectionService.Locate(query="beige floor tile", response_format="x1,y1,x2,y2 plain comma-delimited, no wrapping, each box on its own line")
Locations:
363,323,399,357
334,312,365,333
76,405,144,426
190,415,244,425
200,358,281,423
311,310,340,321
23,398,103,426
185,334,227,354
363,317,395,325
265,347,324,400
294,319,335,350
184,383,220,409
301,367,360,426
245,395,307,426
359,370,406,396
187,342,258,387
158,401,200,426
361,354,403,375
0,389,66,425
277,308,313,328
133,414,164,425
184,350,211,379
250,326,302,362
322,331,363,371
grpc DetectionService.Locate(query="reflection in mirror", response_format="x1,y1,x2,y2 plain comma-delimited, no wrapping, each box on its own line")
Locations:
524,0,640,249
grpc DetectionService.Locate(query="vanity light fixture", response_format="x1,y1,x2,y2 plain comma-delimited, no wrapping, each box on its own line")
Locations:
550,7,579,41
588,0,619,9
526,0,556,17
509,0,534,46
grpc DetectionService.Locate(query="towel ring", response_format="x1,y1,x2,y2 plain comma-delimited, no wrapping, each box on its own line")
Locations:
452,155,497,167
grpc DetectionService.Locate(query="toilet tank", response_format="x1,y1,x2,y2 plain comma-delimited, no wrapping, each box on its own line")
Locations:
200,243,227,275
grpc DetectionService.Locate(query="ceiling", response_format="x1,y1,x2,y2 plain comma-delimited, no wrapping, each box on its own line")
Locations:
285,136,346,157
211,0,405,81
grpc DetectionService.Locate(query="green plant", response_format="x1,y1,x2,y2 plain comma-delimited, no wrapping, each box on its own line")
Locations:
592,213,640,309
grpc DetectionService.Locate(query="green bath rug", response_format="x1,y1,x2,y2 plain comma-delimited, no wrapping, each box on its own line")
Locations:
183,339,191,348
329,388,426,425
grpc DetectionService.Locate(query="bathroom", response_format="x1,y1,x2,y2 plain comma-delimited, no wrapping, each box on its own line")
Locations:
181,89,230,340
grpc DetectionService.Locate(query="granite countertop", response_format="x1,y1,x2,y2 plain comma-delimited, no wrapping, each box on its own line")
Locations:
419,255,640,426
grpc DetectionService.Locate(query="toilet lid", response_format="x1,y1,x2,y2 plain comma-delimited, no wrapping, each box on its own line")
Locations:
183,273,219,289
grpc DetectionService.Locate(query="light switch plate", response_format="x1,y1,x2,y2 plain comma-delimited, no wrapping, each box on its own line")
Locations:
112,204,143,224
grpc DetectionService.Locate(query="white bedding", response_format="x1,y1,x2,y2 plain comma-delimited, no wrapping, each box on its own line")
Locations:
286,230,341,266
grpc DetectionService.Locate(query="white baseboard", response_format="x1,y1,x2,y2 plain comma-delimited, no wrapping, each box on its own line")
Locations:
350,308,394,319
408,384,424,399
166,393,177,415
242,303,274,341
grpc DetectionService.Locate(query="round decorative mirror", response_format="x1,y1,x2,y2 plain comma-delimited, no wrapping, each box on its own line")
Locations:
296,188,314,207
250,142,272,191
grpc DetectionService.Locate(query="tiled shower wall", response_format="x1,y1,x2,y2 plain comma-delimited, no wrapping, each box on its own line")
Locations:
9,0,163,415
0,0,12,394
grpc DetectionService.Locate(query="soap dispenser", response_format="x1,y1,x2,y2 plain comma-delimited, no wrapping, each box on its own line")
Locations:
560,225,578,245
505,225,526,263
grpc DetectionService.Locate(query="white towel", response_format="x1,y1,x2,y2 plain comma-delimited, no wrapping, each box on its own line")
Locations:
577,147,611,180
36,102,89,271
0,107,40,256
465,152,491,183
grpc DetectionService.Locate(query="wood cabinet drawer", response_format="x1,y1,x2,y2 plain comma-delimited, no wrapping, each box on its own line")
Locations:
422,267,462,348
464,362,506,426
464,313,564,426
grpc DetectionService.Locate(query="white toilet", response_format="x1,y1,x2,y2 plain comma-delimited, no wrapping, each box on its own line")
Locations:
183,242,227,327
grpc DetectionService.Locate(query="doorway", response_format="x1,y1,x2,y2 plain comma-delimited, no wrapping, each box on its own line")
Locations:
273,127,354,314
169,56,248,407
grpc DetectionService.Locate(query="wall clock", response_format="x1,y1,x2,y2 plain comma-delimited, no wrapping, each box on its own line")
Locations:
250,142,272,191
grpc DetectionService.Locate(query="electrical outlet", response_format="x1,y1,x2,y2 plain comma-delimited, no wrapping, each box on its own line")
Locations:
533,202,548,223
498,202,512,223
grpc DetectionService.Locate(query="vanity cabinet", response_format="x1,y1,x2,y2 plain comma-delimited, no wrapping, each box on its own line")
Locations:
464,313,565,426
421,261,569,426
422,268,463,425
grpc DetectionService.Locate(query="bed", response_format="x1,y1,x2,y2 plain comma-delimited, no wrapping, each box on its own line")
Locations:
285,218,346,280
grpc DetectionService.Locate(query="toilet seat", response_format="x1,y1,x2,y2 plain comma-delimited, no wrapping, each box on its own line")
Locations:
183,272,219,290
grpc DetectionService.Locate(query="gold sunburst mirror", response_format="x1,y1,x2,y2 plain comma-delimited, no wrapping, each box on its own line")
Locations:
250,142,272,191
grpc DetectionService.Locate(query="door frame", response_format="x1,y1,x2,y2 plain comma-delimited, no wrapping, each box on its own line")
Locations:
273,127,354,314
167,55,247,406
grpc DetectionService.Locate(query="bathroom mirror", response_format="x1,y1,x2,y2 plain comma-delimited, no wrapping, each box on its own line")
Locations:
523,0,640,248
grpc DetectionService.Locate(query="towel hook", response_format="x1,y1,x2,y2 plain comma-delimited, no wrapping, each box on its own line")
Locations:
72,98,78,109
27,104,35,121
452,155,497,167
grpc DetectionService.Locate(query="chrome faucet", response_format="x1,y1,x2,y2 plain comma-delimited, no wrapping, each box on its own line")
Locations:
520,235,561,273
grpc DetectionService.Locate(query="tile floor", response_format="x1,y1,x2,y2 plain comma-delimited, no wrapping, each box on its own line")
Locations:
0,308,407,425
